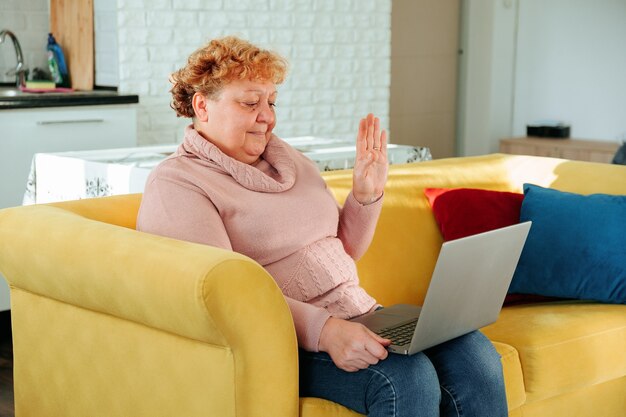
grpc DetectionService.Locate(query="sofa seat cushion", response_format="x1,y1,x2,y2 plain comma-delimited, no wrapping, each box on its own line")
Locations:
492,341,526,410
300,397,362,417
481,301,626,403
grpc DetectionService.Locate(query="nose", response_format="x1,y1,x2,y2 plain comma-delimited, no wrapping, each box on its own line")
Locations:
257,101,275,125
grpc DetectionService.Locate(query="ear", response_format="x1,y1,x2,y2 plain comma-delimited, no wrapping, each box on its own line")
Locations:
191,92,209,122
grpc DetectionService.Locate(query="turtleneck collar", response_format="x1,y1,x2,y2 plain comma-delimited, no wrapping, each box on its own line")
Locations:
180,125,296,193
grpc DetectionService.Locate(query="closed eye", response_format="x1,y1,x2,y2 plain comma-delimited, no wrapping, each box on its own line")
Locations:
243,101,277,109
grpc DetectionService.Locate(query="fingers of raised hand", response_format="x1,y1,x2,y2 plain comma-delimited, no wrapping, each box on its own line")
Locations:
357,117,367,155
373,116,381,151
366,113,375,151
357,114,384,152
363,114,385,154
379,129,388,157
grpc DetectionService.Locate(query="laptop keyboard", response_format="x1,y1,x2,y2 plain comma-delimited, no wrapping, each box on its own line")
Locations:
377,319,418,346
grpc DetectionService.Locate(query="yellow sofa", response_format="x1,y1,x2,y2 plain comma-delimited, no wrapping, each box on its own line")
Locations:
0,153,625,417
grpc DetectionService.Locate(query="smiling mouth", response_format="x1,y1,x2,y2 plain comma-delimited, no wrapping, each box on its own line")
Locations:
248,131,267,136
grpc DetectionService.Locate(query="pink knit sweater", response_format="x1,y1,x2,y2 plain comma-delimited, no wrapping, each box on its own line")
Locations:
137,125,382,351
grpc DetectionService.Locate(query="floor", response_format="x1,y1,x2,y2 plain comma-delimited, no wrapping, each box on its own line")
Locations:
0,311,14,417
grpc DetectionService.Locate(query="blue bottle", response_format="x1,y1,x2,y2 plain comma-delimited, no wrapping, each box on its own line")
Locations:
47,33,70,88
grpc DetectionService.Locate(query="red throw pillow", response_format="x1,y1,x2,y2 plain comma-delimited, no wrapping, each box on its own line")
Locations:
424,188,561,306
424,188,524,242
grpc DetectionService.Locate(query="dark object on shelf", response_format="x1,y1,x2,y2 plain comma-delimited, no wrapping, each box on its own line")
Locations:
30,67,52,81
527,121,570,139
612,142,626,165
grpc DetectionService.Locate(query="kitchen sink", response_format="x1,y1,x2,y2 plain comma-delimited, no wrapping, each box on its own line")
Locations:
0,87,23,97
0,87,124,100
0,87,63,99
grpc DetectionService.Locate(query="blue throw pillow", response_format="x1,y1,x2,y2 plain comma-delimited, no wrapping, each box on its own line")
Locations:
509,184,626,304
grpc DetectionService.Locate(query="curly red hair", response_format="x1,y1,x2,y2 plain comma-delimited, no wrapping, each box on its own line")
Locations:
170,36,288,118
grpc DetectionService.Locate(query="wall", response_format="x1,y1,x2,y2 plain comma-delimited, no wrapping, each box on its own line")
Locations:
457,0,517,156
94,0,119,87
458,0,626,156
513,0,626,141
0,0,49,84
390,0,459,158
115,0,392,145
2,1,391,146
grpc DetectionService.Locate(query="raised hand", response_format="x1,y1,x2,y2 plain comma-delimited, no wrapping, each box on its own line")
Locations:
352,113,388,205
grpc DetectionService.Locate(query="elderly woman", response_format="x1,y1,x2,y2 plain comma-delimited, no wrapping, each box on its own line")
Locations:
137,36,507,417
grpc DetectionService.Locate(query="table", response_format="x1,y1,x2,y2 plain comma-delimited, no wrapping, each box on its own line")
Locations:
24,137,431,205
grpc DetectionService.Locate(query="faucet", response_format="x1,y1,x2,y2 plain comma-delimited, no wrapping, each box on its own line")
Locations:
0,29,27,87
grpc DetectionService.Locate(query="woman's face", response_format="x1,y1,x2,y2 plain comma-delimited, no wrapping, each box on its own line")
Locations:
193,78,277,164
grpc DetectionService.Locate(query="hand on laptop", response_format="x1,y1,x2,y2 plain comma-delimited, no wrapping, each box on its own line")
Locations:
319,317,392,372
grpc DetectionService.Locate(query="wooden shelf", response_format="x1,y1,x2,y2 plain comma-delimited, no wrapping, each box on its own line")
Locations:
499,137,620,163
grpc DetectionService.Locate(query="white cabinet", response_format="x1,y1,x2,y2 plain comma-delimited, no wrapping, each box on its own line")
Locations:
0,104,137,310
0,104,137,209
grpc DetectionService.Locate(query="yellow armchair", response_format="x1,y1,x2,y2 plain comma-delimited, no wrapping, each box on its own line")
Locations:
0,195,299,417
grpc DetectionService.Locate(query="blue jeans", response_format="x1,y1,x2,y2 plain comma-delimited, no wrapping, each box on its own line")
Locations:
299,330,507,417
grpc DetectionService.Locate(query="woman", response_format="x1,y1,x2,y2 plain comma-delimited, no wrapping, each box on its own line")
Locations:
137,36,508,417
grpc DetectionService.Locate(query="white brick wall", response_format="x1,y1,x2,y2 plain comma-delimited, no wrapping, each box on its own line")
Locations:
114,0,392,145
0,0,49,84
1,1,392,145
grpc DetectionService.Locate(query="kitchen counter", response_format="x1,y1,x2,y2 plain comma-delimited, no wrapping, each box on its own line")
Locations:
0,84,139,109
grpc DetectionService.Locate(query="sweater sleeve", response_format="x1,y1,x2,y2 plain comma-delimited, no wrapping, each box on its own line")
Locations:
285,297,332,352
137,175,232,250
337,191,384,260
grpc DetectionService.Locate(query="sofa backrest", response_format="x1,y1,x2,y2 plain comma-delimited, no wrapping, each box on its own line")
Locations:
48,153,626,306
49,193,143,229
322,153,626,306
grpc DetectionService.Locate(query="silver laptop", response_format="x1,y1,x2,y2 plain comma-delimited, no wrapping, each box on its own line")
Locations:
350,221,531,355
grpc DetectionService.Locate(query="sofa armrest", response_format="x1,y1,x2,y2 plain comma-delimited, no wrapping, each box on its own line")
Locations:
0,204,299,417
